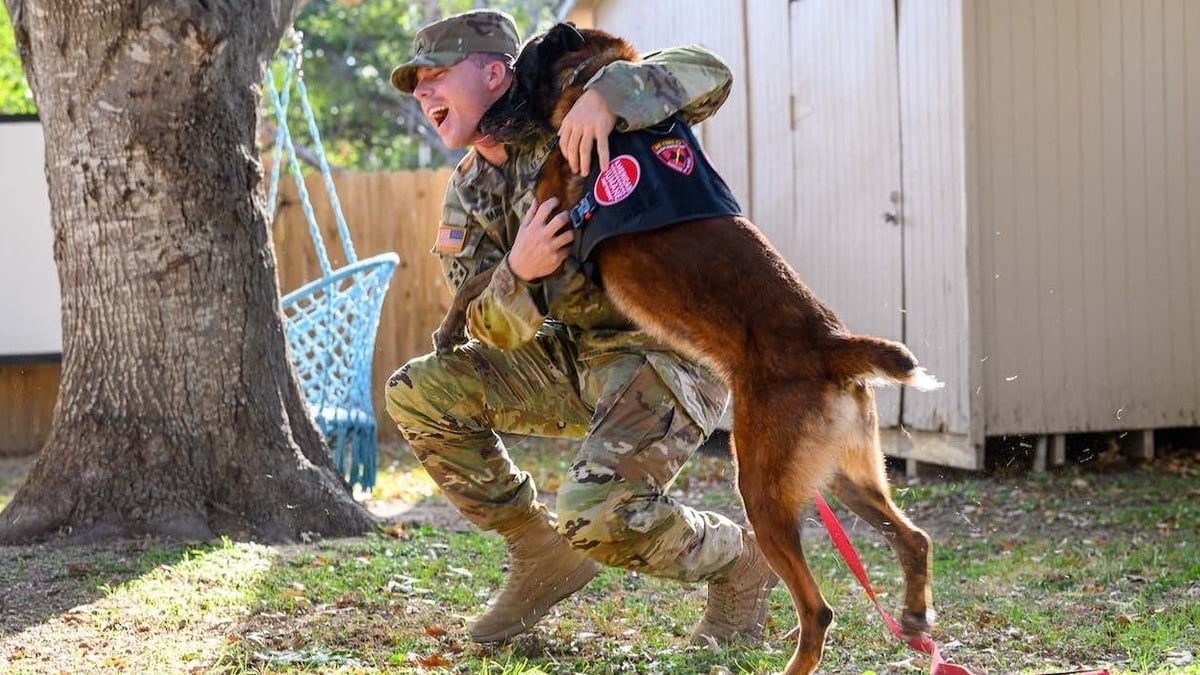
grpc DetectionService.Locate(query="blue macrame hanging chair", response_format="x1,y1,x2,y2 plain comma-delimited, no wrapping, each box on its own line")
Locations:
264,35,399,491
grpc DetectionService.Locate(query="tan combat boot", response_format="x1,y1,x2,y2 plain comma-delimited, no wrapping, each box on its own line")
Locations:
467,512,600,643
690,530,779,645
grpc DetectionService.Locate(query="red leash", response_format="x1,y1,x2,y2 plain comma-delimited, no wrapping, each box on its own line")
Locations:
812,492,1109,675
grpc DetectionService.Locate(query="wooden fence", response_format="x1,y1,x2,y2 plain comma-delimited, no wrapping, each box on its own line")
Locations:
271,168,456,442
0,168,455,454
0,361,59,456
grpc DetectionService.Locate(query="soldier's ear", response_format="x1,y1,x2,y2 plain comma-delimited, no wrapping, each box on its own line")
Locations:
485,57,510,91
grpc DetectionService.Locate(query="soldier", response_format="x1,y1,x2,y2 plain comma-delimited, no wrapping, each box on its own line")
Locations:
385,9,777,646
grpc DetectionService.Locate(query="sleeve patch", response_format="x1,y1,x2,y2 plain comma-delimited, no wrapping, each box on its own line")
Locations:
435,226,467,253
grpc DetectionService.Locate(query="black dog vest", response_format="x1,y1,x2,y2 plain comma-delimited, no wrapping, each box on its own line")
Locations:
566,117,742,280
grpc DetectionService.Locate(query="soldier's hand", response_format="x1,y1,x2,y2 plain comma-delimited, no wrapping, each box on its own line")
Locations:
508,198,573,282
559,89,616,176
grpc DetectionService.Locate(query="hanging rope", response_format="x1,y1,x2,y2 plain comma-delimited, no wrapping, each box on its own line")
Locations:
265,33,357,274
265,30,400,491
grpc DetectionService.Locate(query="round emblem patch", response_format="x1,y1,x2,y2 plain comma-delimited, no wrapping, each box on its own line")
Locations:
593,155,641,206
652,138,695,175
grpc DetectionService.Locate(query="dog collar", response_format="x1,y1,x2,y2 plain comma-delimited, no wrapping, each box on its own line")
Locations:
561,53,606,90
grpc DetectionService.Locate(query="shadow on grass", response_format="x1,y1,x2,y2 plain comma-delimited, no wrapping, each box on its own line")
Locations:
0,536,201,638
0,457,201,643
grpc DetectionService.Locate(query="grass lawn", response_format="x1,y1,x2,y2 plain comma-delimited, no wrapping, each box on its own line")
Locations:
1,438,1198,674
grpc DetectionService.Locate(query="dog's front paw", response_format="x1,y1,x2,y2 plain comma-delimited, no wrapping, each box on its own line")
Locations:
432,309,470,354
432,325,466,354
901,607,937,639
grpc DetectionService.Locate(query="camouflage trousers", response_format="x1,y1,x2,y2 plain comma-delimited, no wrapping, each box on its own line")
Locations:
384,322,745,582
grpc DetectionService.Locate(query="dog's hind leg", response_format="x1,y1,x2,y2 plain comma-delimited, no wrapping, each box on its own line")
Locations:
829,385,935,638
731,391,840,675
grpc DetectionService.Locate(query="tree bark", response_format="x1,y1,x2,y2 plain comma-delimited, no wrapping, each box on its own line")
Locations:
0,0,377,544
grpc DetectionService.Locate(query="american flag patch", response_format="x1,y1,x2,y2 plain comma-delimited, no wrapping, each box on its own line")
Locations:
435,226,467,253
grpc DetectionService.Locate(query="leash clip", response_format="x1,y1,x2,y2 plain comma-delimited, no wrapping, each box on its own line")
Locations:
569,195,595,229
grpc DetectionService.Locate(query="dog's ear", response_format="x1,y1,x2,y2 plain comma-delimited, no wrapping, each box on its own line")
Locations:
511,23,583,114
509,35,545,101
539,22,586,62
477,22,588,141
477,29,549,142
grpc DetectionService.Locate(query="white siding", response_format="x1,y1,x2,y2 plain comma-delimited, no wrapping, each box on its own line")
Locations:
969,0,1200,434
744,0,794,246
787,0,904,424
575,0,1200,464
0,121,61,356
897,0,971,436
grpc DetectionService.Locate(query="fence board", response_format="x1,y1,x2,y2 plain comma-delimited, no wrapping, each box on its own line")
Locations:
0,361,59,456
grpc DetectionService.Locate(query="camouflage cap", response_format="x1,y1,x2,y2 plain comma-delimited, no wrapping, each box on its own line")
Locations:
390,9,520,94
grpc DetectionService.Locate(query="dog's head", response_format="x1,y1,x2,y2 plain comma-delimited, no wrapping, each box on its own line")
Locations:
478,23,637,144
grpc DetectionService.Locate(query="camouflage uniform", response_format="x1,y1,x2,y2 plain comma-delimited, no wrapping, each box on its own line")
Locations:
385,29,745,583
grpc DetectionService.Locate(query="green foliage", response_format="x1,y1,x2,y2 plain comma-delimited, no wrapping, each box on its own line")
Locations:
0,2,557,162
276,0,558,171
0,6,36,115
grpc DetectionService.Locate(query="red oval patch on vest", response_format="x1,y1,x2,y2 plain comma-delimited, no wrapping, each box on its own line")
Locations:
593,155,641,206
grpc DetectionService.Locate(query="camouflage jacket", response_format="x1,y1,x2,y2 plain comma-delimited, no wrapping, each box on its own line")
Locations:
434,45,733,357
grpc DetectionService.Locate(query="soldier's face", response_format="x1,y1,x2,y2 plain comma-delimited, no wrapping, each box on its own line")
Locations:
414,58,510,149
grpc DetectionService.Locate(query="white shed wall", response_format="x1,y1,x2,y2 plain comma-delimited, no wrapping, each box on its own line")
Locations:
0,120,61,356
967,0,1200,434
897,0,971,436
568,0,1200,465
786,0,905,425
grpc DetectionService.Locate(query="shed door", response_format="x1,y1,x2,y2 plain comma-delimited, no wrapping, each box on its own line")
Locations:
789,0,905,425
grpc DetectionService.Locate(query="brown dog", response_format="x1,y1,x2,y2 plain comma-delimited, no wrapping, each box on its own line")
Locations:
435,24,943,675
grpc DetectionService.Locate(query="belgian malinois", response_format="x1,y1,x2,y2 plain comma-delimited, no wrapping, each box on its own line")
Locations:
434,23,943,675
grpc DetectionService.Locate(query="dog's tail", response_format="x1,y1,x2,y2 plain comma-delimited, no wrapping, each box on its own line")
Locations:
827,335,944,391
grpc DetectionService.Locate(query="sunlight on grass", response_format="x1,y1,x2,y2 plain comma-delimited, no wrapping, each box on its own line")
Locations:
364,443,442,504
97,538,275,622
2,539,277,674
369,462,440,503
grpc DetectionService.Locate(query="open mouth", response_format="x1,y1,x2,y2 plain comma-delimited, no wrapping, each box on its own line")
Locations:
428,106,449,129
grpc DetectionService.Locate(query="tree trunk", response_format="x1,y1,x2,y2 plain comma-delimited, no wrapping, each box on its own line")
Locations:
0,0,377,543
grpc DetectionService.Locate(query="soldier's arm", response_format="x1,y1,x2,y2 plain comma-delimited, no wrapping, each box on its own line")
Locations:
435,176,547,350
583,44,733,131
462,257,546,349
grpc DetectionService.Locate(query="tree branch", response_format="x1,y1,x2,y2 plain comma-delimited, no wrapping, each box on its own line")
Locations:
4,0,30,73
265,0,305,48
